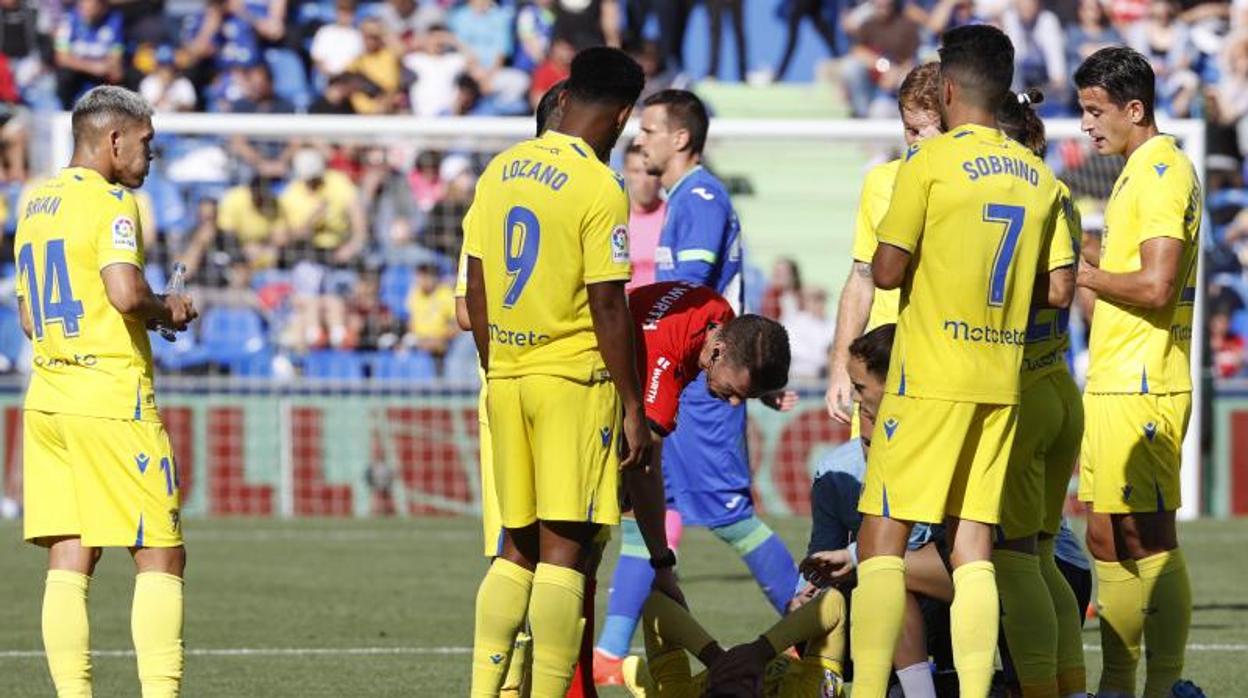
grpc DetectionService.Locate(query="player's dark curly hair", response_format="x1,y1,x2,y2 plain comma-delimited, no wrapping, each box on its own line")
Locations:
719,314,791,396
849,324,896,382
998,88,1047,158
535,79,567,136
642,89,710,155
1074,46,1156,125
565,47,645,109
937,25,1014,112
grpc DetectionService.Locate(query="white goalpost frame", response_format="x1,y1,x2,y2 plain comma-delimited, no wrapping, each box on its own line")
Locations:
47,113,1208,520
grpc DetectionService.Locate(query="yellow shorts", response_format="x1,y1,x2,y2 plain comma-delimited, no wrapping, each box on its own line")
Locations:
478,381,503,557
1079,392,1190,514
999,371,1084,540
644,651,837,698
23,411,183,548
487,374,622,528
859,395,1017,525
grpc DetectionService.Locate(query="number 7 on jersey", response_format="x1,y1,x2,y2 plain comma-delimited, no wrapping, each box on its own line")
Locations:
984,203,1026,307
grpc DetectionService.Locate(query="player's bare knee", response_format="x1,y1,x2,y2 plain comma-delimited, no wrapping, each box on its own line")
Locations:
132,545,186,577
1119,512,1177,559
946,518,992,568
1084,513,1120,561
538,520,598,570
501,524,539,570
857,515,911,561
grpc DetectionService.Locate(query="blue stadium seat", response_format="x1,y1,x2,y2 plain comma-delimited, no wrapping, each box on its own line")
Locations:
265,48,312,112
442,332,481,384
149,330,211,372
0,305,25,370
140,170,190,237
303,349,366,379
380,265,415,322
199,306,269,364
1231,310,1248,341
368,351,437,382
230,349,276,378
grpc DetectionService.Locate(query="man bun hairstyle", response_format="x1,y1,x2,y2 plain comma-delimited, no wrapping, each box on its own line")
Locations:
849,324,896,382
937,25,1015,112
998,88,1047,157
1074,46,1156,125
642,89,710,156
565,47,645,109
719,314,791,396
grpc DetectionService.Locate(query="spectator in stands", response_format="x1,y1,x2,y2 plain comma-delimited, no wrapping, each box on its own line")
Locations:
1128,0,1200,117
182,0,265,83
311,0,364,80
623,141,664,290
841,0,920,117
420,154,473,261
784,286,834,379
0,0,44,98
345,268,400,350
281,148,368,267
404,24,468,117
919,0,980,37
404,262,457,357
344,18,402,114
140,46,198,113
1211,303,1247,377
407,150,445,213
377,0,446,50
514,0,556,74
449,72,491,116
178,199,230,287
776,0,840,82
631,39,688,102
449,0,529,113
217,175,288,271
230,63,294,114
706,0,747,82
226,64,298,179
553,0,621,50
1003,0,1068,104
53,0,123,108
310,73,357,115
0,52,26,181
761,257,803,321
1207,30,1248,158
358,146,423,263
1068,0,1124,73
529,37,573,109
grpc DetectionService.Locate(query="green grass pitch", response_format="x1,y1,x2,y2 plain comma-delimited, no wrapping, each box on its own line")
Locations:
2,517,1246,696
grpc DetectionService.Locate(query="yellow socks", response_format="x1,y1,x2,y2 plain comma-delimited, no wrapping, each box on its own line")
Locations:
1037,539,1085,697
472,559,534,698
993,550,1058,697
1139,549,1191,698
641,592,716,659
131,573,184,698
43,570,92,698
850,556,905,698
499,631,531,698
528,563,585,698
951,561,999,698
1093,558,1143,696
763,588,845,664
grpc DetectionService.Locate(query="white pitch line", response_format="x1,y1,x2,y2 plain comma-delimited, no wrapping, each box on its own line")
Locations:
3,644,1247,660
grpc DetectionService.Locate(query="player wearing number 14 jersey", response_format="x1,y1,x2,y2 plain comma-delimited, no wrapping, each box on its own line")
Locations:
850,26,1065,698
18,86,196,698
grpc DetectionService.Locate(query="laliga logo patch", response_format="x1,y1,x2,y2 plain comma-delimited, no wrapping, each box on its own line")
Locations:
610,225,629,264
112,215,137,251
883,417,899,440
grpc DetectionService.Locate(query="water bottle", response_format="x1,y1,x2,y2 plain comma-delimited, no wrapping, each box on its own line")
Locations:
159,262,187,342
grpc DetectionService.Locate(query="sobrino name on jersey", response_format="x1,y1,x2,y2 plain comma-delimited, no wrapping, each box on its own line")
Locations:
488,322,551,347
942,319,1027,345
960,155,1040,186
500,158,569,191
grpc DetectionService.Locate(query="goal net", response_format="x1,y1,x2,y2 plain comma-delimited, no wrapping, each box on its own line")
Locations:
0,114,1207,523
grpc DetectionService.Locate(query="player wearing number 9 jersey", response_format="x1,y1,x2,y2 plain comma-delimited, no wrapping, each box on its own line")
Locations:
850,26,1065,698
464,48,652,698
17,86,196,698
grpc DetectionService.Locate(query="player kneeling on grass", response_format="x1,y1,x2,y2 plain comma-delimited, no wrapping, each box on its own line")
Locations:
19,85,197,698
623,589,847,698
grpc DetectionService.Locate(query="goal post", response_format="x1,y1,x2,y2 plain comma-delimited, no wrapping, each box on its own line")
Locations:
36,113,1209,521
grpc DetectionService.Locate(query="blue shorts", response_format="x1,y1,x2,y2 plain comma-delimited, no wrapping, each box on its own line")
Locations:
663,374,753,528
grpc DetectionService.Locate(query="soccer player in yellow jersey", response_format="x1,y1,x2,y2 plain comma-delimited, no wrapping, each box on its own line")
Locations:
825,63,942,425
1073,47,1201,698
851,26,1066,698
995,90,1089,698
17,86,197,698
464,48,665,698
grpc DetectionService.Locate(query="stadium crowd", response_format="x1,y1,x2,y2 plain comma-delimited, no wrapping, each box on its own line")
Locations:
0,0,1241,380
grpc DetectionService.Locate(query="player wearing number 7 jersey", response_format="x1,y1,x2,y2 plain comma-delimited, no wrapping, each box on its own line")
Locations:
464,48,653,698
17,86,197,698
850,26,1066,698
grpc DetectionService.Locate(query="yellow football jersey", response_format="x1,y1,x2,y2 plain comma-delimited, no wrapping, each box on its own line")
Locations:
15,167,158,421
1021,181,1080,387
1086,135,1200,395
851,159,902,330
462,130,631,381
876,124,1063,404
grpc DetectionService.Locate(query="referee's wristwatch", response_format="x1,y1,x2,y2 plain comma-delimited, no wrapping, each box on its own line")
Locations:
649,548,677,570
